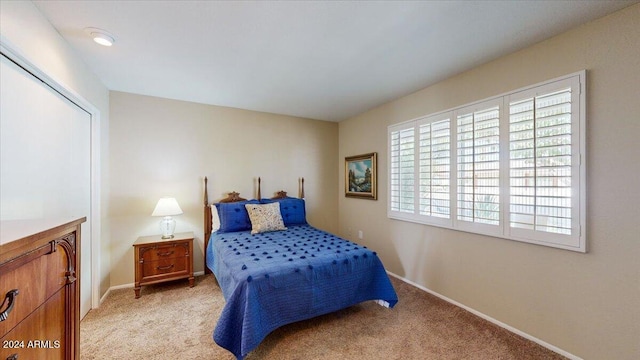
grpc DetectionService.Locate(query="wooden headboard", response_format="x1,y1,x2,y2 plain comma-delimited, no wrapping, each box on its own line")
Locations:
203,177,304,274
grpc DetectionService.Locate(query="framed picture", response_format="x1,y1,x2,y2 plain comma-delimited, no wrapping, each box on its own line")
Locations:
345,152,377,200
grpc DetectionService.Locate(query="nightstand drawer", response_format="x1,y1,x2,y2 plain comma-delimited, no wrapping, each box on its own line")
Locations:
141,257,187,277
139,242,188,262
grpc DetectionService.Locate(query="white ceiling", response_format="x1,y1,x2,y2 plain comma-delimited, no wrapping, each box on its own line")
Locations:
34,0,636,122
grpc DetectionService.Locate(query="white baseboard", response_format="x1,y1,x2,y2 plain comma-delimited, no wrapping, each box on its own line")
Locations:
386,271,582,360
99,282,132,304
98,288,112,304
98,271,206,305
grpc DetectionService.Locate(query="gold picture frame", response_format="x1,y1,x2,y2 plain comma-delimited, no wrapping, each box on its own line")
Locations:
345,152,377,200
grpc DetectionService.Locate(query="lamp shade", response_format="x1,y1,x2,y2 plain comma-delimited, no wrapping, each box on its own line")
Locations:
151,197,183,217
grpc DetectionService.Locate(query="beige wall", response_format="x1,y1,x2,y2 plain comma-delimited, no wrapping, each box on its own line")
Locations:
109,92,339,286
0,1,111,298
338,4,640,360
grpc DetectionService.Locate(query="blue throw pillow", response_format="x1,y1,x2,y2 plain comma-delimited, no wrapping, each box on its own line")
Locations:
215,200,259,233
260,197,307,226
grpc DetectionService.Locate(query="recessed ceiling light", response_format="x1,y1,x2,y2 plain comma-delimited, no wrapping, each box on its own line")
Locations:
84,27,116,47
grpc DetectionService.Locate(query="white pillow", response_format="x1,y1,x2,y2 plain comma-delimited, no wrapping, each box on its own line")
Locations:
244,202,287,234
210,204,220,232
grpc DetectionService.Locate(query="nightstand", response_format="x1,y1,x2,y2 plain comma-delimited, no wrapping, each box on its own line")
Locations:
133,231,195,298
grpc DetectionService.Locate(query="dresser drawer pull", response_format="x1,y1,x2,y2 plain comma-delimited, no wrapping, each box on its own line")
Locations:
7,354,19,360
157,250,174,257
156,264,174,271
0,289,19,322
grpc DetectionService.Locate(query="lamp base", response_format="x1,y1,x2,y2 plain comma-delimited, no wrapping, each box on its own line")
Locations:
159,216,176,239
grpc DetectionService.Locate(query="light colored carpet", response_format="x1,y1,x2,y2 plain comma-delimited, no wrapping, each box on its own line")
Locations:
80,275,566,359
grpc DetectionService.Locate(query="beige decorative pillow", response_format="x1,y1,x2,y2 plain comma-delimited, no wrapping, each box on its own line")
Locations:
245,202,287,234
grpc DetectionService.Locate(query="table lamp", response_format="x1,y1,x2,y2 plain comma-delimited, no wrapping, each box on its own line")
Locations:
152,197,183,239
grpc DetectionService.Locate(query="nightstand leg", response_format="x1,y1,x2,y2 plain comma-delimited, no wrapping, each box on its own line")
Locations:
134,286,141,299
188,276,195,288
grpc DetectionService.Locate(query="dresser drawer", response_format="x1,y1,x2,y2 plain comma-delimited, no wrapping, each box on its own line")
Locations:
141,257,188,278
0,288,66,360
139,242,188,262
0,241,68,338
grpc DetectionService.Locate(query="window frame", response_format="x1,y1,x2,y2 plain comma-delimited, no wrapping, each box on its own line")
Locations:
387,71,586,252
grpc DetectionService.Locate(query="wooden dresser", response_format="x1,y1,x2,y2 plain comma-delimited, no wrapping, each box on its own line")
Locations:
0,218,85,360
133,232,194,298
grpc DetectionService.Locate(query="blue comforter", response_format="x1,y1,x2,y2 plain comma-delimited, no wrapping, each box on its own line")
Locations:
206,224,398,359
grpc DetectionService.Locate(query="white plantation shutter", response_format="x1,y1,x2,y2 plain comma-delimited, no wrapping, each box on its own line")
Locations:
418,117,451,222
507,75,583,249
389,124,415,214
388,71,585,252
389,115,452,225
456,102,501,229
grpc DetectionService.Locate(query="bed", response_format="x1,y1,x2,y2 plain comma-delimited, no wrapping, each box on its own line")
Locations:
203,177,398,359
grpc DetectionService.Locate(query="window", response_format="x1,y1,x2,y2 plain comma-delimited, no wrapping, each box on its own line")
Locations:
388,71,586,252
456,101,501,233
389,124,415,214
418,117,451,220
389,114,452,226
506,77,583,248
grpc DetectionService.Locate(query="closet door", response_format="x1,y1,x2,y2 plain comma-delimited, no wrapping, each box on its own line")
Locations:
0,54,92,317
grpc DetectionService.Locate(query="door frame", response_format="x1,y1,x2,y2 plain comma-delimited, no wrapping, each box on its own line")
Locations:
1,42,102,314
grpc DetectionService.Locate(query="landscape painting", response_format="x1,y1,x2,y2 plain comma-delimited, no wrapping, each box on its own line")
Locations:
345,152,377,200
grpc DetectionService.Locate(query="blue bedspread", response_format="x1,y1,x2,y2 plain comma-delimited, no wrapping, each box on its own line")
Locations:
206,224,398,359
